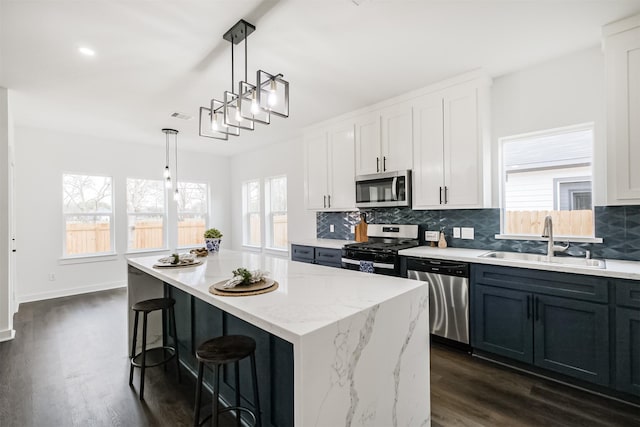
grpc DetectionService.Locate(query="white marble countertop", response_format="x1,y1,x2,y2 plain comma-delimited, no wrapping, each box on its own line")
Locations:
399,246,640,280
289,238,354,250
128,250,427,344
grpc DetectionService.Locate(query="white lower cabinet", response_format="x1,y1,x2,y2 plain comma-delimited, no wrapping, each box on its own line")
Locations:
604,14,640,204
304,121,356,211
412,79,490,209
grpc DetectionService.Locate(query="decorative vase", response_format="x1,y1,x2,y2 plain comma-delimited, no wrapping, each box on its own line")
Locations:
438,232,447,249
205,238,221,253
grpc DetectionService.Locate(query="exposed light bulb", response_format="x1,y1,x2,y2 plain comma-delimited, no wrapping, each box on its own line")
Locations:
211,112,219,131
163,166,170,179
268,80,278,107
250,91,260,115
165,176,172,189
173,189,179,201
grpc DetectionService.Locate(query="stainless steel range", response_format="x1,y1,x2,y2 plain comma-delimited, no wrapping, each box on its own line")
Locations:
341,224,419,276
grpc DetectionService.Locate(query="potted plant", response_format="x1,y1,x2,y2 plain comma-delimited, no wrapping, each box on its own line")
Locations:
204,228,223,253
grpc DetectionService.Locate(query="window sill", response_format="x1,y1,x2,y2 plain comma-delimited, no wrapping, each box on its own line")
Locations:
495,234,603,244
59,253,119,265
125,249,169,257
265,247,289,257
242,245,263,253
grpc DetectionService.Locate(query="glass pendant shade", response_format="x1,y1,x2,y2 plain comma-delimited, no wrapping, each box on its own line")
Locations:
239,81,270,124
223,91,254,131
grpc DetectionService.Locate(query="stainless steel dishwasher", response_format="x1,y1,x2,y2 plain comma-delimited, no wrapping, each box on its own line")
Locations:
406,257,470,344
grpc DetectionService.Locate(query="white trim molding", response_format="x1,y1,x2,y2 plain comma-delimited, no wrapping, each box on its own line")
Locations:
0,328,16,342
17,280,126,304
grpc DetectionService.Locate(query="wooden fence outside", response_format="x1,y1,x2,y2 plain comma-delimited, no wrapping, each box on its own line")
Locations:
504,210,593,236
66,220,207,254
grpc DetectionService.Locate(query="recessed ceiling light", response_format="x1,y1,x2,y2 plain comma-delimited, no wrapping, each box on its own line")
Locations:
78,46,95,57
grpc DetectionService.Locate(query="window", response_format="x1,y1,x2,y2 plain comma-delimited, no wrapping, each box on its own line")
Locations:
63,174,114,256
266,176,288,250
176,182,208,247
126,178,166,251
242,180,262,247
500,124,594,237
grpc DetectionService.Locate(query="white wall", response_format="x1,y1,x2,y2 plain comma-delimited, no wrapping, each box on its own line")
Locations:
0,87,16,341
229,137,316,251
14,126,230,303
491,46,606,206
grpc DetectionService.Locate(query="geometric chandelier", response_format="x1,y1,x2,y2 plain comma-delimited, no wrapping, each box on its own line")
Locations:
199,19,289,141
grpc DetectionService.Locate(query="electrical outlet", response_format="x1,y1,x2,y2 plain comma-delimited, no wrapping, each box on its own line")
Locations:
424,231,439,242
48,273,56,281
453,227,461,238
330,224,335,233
350,225,355,233
461,227,475,240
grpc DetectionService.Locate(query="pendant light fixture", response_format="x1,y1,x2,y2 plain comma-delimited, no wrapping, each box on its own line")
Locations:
162,128,180,201
199,19,289,140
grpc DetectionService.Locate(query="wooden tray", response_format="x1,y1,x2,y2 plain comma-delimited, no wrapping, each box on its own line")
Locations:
153,258,203,268
209,279,279,297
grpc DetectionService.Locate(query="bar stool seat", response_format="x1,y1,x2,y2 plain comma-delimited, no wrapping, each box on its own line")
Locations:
129,297,181,400
194,335,261,427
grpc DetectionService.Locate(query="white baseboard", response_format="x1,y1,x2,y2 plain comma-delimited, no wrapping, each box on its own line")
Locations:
0,328,16,342
17,280,127,304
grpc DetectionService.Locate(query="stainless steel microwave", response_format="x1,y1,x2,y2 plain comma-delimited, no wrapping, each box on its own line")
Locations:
355,170,411,208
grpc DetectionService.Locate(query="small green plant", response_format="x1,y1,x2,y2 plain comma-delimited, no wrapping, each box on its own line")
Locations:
204,228,223,239
232,268,252,285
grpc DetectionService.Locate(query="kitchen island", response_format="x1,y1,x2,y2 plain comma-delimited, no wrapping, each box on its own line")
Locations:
127,250,430,427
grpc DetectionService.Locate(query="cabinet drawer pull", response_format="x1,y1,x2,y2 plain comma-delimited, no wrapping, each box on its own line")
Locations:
526,295,531,319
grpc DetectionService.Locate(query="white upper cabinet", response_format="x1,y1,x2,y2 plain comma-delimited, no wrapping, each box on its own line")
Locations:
412,78,490,210
354,104,412,176
604,14,640,204
354,113,380,176
304,121,356,211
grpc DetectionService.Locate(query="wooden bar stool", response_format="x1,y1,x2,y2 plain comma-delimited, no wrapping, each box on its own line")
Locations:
193,335,261,427
129,297,181,400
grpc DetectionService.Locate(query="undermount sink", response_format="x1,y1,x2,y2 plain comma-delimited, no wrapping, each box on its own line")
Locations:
480,251,606,269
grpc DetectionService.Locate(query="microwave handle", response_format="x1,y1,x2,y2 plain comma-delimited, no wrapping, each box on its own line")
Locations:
392,177,398,200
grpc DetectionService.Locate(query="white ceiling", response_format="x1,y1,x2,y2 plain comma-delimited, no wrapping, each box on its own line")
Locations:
2,0,640,157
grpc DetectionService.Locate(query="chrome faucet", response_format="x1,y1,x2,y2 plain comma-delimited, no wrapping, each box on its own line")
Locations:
541,215,569,258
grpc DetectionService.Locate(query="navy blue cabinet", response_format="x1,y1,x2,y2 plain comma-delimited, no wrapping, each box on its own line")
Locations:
291,244,342,268
474,284,533,363
615,279,640,397
472,265,610,386
165,284,294,427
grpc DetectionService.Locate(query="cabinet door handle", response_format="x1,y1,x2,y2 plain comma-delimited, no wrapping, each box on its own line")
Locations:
439,186,443,204
327,194,331,208
443,186,449,204
526,295,531,319
323,195,327,208
383,156,387,172
535,296,540,321
376,157,380,173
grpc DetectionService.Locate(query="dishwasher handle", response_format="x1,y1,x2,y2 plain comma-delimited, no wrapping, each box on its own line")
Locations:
406,258,469,277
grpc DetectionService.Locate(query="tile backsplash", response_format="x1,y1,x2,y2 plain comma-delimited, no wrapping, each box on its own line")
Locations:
316,205,640,261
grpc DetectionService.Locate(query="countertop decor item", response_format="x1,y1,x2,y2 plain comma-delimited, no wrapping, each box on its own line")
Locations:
355,213,368,242
438,230,448,248
204,228,223,253
223,268,269,288
198,19,289,141
154,253,203,268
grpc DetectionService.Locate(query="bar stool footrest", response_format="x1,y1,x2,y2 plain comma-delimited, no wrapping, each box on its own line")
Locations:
131,346,176,368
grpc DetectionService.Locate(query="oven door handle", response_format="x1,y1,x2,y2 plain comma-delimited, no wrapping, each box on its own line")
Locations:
341,258,395,269
391,177,398,201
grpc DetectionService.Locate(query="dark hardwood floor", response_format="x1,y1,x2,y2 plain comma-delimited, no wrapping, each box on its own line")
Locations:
1,288,638,426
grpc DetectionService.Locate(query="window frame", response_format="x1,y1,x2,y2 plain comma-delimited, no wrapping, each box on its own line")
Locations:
125,177,167,253
62,173,116,258
176,180,210,249
497,123,602,242
265,175,288,252
242,179,263,250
